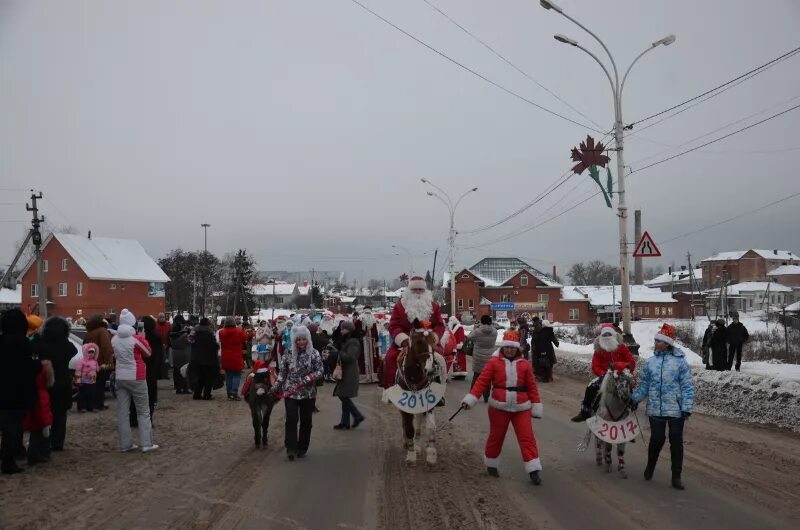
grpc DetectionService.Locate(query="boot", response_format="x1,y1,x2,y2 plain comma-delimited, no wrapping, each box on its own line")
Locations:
670,441,684,490
644,440,663,481
487,467,499,477
643,459,656,481
529,471,542,486
570,410,590,423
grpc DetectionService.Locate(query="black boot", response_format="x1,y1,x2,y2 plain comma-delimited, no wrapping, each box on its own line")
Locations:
570,410,590,423
644,439,664,481
670,440,684,490
529,471,542,486
487,467,499,477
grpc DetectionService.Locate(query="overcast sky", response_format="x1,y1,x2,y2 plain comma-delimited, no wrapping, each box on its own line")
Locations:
2,0,799,284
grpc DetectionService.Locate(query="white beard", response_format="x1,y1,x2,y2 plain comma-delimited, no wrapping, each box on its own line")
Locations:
400,289,434,324
360,312,377,331
319,319,335,335
598,335,620,352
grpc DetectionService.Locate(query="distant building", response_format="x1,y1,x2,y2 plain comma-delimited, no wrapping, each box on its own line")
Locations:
0,285,21,311
767,265,800,289
705,281,794,314
251,281,298,309
19,233,169,319
701,249,798,289
644,268,703,293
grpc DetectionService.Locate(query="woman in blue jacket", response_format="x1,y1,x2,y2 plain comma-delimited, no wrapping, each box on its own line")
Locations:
631,323,694,490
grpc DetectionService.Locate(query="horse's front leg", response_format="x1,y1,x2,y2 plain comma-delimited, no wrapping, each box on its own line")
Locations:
595,437,603,466
413,414,423,455
604,442,613,473
424,412,437,466
401,412,416,464
617,442,627,479
251,401,262,449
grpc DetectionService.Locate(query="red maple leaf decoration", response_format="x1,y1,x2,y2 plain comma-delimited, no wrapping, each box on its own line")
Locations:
570,135,610,175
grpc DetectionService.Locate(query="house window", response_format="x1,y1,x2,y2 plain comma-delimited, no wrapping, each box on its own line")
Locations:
655,307,660,316
275,296,284,304
461,274,469,279
77,282,83,296
644,307,650,316
58,282,67,297
520,275,528,286
637,306,643,316
662,307,667,315
61,258,69,271
30,283,39,298
569,308,579,321
668,307,673,316
501,294,510,302
457,299,464,309
749,298,753,309
110,283,117,290
43,260,48,272
468,299,474,310
76,309,82,316
538,294,549,303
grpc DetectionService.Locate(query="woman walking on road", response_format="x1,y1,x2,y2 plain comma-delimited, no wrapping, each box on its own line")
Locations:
532,320,559,383
189,318,221,400
332,321,365,430
219,316,250,400
269,326,323,460
631,323,694,490
467,315,498,403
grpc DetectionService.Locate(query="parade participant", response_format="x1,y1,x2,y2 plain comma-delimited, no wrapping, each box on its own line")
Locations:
378,321,392,358
380,275,446,389
34,317,76,451
571,324,636,422
631,323,694,490
332,321,366,430
461,329,544,485
532,320,559,382
442,316,467,378
280,320,295,360
219,316,250,401
189,318,220,400
319,312,336,336
357,306,380,383
269,326,323,460
84,315,113,410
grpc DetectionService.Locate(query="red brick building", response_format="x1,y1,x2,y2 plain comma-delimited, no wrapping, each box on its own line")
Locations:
767,265,800,289
701,249,798,289
20,233,169,320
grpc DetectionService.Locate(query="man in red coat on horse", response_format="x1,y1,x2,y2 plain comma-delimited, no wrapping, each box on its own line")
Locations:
380,276,446,390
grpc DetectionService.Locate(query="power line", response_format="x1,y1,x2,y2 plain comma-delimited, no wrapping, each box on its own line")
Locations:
628,44,800,128
347,0,604,133
630,103,800,174
421,0,603,129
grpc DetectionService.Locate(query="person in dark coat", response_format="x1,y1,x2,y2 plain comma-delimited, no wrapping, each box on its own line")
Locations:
532,320,559,382
709,319,727,371
516,317,531,360
84,315,113,410
34,317,76,451
332,321,365,430
190,318,221,400
1,309,41,474
169,322,191,394
725,312,749,371
701,322,714,369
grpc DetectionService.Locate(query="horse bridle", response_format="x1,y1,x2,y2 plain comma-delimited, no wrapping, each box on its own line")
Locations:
396,328,434,392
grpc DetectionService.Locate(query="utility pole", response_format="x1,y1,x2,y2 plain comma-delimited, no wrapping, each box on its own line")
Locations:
431,248,438,294
201,223,210,317
634,210,643,285
783,304,789,357
26,191,46,318
311,268,316,310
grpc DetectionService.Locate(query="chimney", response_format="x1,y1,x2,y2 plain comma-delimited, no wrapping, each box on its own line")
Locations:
774,249,778,255
87,230,92,240
552,265,557,281
681,266,686,271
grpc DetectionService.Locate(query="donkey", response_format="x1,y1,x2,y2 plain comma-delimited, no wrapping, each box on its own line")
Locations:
247,368,279,449
593,369,635,478
396,322,446,466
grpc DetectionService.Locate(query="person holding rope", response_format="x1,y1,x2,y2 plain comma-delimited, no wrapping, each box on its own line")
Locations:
461,329,544,485
631,323,694,490
269,325,323,461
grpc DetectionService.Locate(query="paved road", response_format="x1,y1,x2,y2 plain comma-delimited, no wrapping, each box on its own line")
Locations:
2,369,798,529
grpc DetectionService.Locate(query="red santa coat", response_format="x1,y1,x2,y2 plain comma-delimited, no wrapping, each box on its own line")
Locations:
591,343,636,377
380,299,445,388
219,327,250,372
464,354,543,415
442,324,467,375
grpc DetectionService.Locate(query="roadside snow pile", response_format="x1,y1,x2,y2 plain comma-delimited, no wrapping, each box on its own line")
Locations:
554,350,800,432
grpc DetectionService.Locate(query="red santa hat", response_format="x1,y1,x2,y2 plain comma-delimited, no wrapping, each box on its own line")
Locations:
499,329,521,349
599,323,616,336
654,323,676,347
407,275,427,290
363,305,373,311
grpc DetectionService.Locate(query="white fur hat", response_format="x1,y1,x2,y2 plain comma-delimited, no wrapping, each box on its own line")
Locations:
120,309,136,327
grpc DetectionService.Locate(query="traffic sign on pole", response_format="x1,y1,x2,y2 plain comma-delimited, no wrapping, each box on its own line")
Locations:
632,231,661,258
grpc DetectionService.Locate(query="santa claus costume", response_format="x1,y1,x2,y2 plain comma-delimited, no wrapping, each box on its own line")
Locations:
442,316,468,379
380,276,446,389
571,323,637,422
461,330,544,485
358,306,380,383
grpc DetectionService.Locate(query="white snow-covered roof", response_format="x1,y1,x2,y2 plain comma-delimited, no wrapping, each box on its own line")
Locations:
24,233,169,282
645,268,703,287
786,301,800,312
339,296,356,303
384,288,405,298
0,285,21,305
251,282,297,296
767,265,800,276
702,249,797,262
727,282,793,294
563,285,676,307
297,284,311,296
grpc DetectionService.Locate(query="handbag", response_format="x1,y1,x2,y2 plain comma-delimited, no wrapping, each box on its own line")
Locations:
462,338,474,356
212,371,225,390
333,356,343,381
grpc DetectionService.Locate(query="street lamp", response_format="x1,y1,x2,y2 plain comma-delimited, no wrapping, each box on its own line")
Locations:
200,223,210,317
392,244,415,274
421,178,478,318
542,0,675,342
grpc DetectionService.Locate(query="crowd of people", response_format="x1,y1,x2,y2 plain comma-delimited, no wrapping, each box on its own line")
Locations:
701,311,750,371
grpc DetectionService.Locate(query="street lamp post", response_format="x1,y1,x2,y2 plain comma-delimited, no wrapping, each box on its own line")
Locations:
541,0,674,341
421,179,478,318
200,223,211,317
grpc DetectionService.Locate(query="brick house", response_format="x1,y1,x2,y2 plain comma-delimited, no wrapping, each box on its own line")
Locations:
20,233,169,320
767,265,800,289
701,249,798,289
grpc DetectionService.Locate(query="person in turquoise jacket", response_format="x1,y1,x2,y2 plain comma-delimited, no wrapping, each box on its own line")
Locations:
631,323,694,490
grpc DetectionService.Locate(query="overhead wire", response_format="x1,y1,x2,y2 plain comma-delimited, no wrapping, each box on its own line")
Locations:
347,0,604,133
420,0,603,129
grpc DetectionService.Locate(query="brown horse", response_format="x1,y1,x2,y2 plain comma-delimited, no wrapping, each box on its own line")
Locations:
396,321,446,465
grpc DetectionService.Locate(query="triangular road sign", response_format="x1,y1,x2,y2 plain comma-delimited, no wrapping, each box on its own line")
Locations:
633,231,661,258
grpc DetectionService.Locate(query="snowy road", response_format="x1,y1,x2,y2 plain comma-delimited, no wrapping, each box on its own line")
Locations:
1,369,798,529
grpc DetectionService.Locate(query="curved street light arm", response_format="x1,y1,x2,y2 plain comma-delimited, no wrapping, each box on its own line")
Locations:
453,188,477,215
621,45,659,99
421,178,453,206
559,11,619,91
427,191,453,215
575,43,617,104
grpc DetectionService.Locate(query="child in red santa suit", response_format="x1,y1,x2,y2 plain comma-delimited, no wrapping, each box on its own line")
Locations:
461,330,544,485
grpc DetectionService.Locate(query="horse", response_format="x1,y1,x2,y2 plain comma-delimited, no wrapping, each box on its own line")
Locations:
593,368,635,478
395,322,447,466
246,368,280,449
